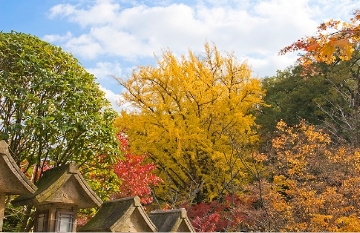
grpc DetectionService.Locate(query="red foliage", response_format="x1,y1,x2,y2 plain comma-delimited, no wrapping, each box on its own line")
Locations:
187,201,221,232
192,212,220,232
112,133,163,204
20,160,53,182
185,194,257,232
76,213,92,228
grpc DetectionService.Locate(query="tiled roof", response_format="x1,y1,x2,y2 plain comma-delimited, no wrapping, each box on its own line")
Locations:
80,196,157,232
149,208,196,232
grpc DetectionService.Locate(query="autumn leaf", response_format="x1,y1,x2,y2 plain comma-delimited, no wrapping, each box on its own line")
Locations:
114,42,265,204
280,10,360,70
261,120,360,231
111,133,163,204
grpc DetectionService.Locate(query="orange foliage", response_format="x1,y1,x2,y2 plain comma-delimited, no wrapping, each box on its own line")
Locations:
280,10,360,72
260,120,360,231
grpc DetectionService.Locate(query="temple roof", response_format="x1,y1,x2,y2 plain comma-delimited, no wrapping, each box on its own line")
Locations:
0,141,37,195
12,162,102,208
149,208,196,232
80,196,157,232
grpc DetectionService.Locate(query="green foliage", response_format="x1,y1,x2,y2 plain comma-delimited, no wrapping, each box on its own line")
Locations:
258,49,360,147
2,203,24,232
0,31,120,191
257,65,331,135
313,50,360,147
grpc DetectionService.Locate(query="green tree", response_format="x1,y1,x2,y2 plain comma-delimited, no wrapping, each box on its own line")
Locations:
260,50,360,147
313,50,360,147
257,65,331,135
114,43,265,206
280,10,360,147
0,31,120,182
0,31,121,230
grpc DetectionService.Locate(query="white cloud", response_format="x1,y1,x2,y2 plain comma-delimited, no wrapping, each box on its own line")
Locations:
310,0,358,21
64,34,103,59
42,31,73,43
99,86,135,113
46,0,321,67
89,26,155,58
46,0,359,97
87,61,123,80
49,4,76,19
247,53,299,78
113,4,207,51
99,86,122,113
49,0,121,27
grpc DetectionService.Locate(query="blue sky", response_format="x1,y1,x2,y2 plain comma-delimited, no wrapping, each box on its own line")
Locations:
0,0,358,111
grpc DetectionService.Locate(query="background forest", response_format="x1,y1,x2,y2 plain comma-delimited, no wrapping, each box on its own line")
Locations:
1,9,360,232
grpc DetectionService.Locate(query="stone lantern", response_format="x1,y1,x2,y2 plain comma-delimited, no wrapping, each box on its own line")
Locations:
12,162,102,232
0,141,37,232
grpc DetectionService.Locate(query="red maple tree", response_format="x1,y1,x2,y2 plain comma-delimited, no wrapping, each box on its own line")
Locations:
111,132,163,204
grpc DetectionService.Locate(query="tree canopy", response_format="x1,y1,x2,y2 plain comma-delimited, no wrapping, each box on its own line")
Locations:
114,43,265,205
260,120,360,231
0,31,120,187
272,41,360,147
257,65,330,134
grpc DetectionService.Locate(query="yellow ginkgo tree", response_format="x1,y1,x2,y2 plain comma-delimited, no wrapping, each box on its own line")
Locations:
114,43,265,206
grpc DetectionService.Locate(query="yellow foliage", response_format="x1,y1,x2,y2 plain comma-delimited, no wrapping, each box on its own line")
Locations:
335,214,360,232
310,214,333,229
114,42,265,204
